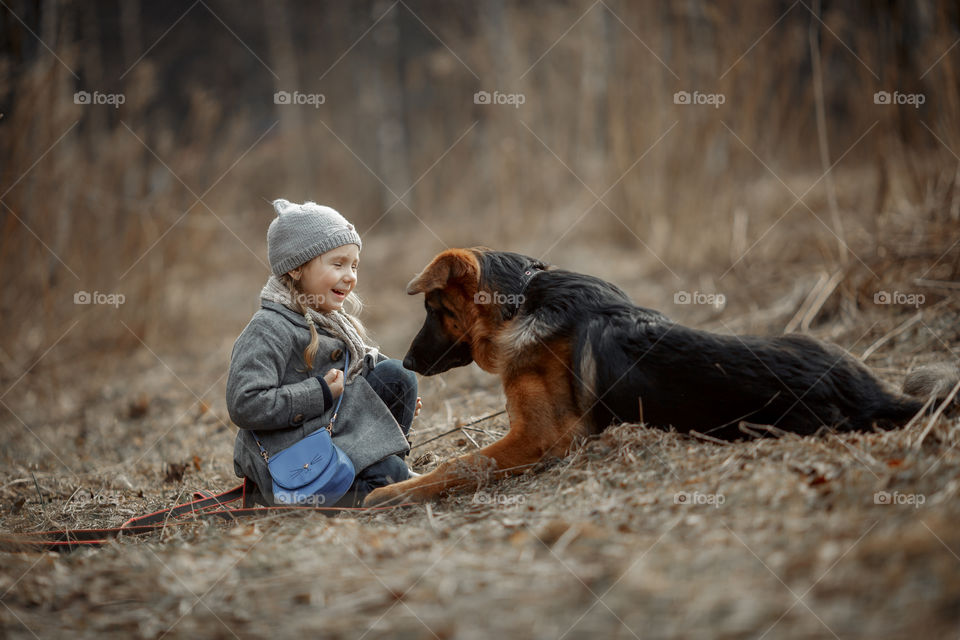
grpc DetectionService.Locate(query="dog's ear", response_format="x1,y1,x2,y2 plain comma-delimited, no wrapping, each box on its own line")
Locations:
407,249,480,295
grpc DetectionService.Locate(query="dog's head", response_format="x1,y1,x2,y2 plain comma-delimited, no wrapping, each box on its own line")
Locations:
402,248,484,375
402,248,550,375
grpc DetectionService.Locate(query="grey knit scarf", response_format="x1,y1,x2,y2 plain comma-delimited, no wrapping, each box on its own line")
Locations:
260,275,377,381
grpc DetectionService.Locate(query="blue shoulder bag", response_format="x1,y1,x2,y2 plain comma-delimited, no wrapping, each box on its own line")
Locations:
253,351,356,506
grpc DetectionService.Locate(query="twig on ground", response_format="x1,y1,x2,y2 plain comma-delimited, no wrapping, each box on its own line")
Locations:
914,380,960,449
902,394,937,432
785,272,828,333
460,429,480,449
689,430,731,446
914,278,960,290
861,311,923,361
31,472,47,520
410,410,507,450
424,503,438,532
800,270,844,332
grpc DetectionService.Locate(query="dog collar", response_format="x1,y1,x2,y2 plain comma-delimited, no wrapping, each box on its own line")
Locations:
520,265,542,288
507,265,543,318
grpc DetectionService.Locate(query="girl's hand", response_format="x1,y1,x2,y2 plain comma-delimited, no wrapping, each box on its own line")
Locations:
414,396,422,418
324,369,344,400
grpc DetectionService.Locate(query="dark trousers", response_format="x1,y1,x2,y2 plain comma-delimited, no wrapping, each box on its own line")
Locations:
335,358,418,506
365,358,418,438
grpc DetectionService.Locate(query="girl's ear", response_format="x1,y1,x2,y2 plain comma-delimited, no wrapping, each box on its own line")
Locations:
287,268,301,281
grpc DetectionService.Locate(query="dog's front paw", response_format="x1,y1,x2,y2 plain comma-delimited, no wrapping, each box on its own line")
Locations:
363,484,409,507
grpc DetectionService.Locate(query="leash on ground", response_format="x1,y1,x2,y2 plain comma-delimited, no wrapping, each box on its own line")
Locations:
0,479,413,553
410,410,506,450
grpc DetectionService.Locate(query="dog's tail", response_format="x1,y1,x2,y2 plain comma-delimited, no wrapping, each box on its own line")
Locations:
902,362,960,401
867,363,959,426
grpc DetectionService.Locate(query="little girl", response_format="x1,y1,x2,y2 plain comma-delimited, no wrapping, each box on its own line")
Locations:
226,199,420,507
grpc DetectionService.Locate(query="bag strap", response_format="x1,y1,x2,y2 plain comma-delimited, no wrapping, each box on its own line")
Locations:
254,350,350,461
326,350,348,431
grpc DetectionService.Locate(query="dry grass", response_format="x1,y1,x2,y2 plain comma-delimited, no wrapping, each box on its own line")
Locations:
2,391,960,638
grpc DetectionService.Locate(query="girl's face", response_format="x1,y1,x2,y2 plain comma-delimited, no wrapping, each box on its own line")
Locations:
288,244,360,313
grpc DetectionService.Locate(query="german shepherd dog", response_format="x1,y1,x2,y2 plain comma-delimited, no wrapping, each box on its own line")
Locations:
363,248,958,506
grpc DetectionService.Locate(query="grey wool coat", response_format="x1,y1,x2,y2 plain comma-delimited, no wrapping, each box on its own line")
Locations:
226,300,409,505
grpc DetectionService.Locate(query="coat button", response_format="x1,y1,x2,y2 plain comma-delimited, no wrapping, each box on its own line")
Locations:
293,413,304,423
330,348,343,361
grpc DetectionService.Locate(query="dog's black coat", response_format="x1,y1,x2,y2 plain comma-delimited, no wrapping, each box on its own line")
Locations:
481,251,924,438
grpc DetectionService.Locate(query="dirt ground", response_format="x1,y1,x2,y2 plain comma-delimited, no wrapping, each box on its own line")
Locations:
2,236,960,639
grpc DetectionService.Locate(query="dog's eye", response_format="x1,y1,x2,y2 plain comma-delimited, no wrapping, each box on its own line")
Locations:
426,300,451,317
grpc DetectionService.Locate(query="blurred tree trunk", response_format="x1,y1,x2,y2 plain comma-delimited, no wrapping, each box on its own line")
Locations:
119,0,147,203
262,0,312,192
371,1,412,220
48,0,77,287
576,4,610,185
119,0,140,70
480,0,509,241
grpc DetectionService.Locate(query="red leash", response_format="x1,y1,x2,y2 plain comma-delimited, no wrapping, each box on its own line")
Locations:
1,479,412,553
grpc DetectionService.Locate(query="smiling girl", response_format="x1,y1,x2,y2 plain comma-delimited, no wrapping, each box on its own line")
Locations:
226,199,420,507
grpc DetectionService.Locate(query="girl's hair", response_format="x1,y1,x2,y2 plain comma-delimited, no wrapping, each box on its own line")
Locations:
279,272,370,371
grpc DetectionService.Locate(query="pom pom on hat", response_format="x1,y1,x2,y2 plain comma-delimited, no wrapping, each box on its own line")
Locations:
272,198,297,216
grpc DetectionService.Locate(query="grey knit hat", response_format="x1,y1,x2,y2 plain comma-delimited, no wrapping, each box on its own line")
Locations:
267,199,362,276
